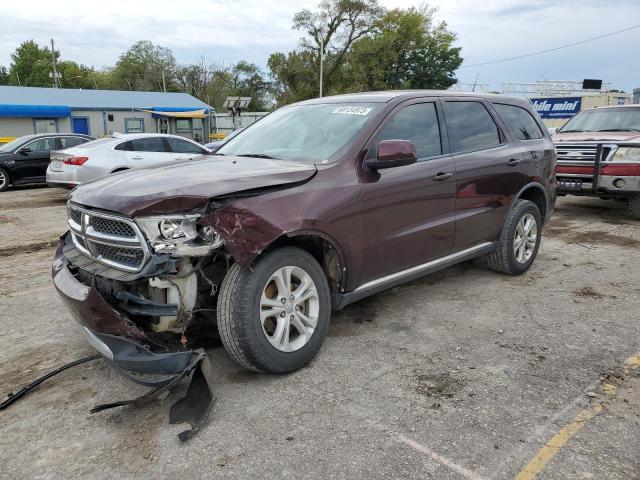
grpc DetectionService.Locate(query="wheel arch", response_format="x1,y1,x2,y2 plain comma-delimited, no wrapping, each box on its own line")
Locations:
513,182,548,223
110,167,130,174
259,230,347,294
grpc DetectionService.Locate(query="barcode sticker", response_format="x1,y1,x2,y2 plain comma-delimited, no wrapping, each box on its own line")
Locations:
332,106,372,116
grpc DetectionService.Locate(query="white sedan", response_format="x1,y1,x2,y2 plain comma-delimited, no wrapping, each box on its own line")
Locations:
46,133,211,188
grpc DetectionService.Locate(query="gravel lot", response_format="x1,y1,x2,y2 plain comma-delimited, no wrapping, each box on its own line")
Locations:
1,186,639,480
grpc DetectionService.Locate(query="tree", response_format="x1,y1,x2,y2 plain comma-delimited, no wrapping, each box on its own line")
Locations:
270,0,382,103
8,40,57,87
0,66,8,86
347,7,463,91
112,40,177,91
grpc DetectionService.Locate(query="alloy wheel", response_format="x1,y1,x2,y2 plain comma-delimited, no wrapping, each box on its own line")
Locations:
513,213,537,263
0,170,6,190
260,265,319,352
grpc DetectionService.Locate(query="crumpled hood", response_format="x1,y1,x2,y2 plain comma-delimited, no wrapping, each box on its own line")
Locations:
553,131,640,143
69,156,317,216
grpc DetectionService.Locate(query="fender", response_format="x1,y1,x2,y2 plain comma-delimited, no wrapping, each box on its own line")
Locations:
501,182,549,233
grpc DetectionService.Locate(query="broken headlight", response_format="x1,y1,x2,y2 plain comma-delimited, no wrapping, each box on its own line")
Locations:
136,215,224,256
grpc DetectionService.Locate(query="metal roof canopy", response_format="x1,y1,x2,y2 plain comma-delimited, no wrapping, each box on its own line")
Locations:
0,86,212,111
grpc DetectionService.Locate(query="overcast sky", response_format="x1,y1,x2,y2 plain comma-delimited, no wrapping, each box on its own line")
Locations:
2,0,639,92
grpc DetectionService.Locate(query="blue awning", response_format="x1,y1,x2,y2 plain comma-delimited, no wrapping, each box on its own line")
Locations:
0,104,71,118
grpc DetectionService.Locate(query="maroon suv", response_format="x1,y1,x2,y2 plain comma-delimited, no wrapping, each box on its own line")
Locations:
53,91,556,381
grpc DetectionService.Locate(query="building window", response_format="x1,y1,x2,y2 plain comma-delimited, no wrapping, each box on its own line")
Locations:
125,118,144,133
34,119,58,134
617,97,626,105
176,119,191,134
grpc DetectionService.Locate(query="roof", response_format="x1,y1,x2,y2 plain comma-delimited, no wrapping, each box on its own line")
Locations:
0,86,212,111
297,90,529,107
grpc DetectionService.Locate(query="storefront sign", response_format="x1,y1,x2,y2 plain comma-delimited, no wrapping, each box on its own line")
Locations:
530,97,581,119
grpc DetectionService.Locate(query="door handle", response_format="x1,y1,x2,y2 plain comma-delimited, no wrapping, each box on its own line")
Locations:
507,158,521,166
432,172,453,181
131,156,143,160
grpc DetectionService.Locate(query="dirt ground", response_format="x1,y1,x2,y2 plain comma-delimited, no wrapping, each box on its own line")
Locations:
1,186,639,480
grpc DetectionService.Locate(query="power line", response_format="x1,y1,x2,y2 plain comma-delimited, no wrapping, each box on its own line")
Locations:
459,23,640,69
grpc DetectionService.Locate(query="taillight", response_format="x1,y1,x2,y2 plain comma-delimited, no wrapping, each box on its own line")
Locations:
63,156,89,166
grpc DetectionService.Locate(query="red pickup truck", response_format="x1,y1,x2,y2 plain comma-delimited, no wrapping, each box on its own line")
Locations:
553,105,640,219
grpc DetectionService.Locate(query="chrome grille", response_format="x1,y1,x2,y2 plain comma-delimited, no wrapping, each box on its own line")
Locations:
67,203,149,272
554,143,598,164
90,216,136,238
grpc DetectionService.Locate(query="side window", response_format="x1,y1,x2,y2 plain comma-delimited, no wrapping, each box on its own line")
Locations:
23,137,56,152
493,104,543,140
167,137,205,154
114,141,133,151
59,136,88,149
376,103,442,159
131,137,168,153
443,101,501,153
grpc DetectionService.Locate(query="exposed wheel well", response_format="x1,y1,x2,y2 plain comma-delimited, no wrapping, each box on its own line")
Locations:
260,234,345,293
518,186,547,222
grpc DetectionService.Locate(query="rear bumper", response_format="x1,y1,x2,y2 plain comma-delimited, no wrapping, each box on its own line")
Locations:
52,237,192,376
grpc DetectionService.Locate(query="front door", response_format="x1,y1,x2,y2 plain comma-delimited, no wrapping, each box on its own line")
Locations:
359,100,456,284
72,117,89,135
441,99,529,250
13,136,57,181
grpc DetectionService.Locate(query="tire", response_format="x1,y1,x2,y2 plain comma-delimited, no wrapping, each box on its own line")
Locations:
486,199,542,275
0,167,9,192
217,247,331,373
628,195,640,220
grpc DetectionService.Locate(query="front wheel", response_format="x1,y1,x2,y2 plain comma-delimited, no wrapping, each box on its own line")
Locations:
217,247,331,373
486,199,542,275
0,168,10,192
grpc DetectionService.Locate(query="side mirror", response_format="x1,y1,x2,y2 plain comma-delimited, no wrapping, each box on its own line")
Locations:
366,140,418,170
18,147,31,155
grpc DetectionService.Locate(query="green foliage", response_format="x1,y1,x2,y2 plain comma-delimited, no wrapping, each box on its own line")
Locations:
348,7,462,91
269,2,463,104
112,40,177,91
8,40,57,87
0,66,8,86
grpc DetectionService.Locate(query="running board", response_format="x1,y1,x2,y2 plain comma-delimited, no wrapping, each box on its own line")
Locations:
331,242,495,310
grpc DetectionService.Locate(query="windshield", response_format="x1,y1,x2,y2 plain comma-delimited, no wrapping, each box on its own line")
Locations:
0,135,32,153
216,103,381,163
560,107,640,133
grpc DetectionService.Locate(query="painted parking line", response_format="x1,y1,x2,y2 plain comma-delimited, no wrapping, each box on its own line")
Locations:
515,352,640,480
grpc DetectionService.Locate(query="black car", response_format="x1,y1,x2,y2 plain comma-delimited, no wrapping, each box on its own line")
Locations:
0,133,94,192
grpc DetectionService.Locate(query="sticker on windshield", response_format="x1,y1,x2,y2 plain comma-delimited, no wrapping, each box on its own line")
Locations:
332,106,372,116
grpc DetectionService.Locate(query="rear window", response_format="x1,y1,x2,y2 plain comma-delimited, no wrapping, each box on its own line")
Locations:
443,101,501,153
493,104,543,140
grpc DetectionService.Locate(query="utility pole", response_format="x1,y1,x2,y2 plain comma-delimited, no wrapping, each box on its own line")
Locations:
50,39,60,88
162,70,167,92
471,72,479,92
319,35,325,98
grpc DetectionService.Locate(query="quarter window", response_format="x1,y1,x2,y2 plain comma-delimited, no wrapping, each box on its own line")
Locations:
376,103,442,159
493,103,543,140
59,136,88,149
443,101,501,153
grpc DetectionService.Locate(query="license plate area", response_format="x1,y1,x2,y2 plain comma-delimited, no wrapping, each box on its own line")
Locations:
558,178,583,191
51,159,63,171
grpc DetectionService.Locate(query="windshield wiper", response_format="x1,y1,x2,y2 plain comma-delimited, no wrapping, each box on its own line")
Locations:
235,153,280,160
595,128,640,132
560,129,587,133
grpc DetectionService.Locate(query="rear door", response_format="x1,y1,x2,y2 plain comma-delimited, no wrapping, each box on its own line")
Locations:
442,99,528,250
126,137,174,168
13,136,57,180
359,99,456,283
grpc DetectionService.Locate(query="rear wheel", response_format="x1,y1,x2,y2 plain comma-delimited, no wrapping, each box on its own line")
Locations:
217,247,331,373
0,168,9,192
486,199,542,275
628,195,640,220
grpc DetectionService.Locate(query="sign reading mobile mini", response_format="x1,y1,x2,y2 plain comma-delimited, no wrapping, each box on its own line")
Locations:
530,97,581,119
